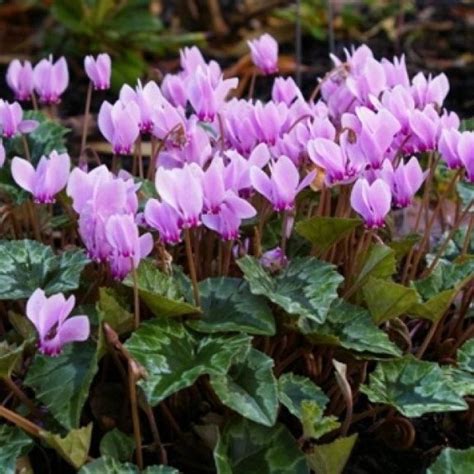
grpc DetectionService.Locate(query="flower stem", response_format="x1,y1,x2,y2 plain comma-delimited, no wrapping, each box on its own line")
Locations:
281,211,289,254
79,82,93,167
27,200,41,241
184,229,200,307
21,134,31,162
248,71,257,99
0,405,41,438
131,259,140,330
128,360,143,470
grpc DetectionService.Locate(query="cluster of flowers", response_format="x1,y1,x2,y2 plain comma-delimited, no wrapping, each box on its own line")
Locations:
2,35,473,355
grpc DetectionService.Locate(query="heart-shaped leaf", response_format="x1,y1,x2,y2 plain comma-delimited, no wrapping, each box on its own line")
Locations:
362,277,420,324
0,240,89,300
298,299,401,358
305,434,358,474
122,260,198,317
427,446,474,474
210,349,278,426
0,341,25,378
25,341,98,430
458,339,474,373
214,418,309,474
295,216,361,253
361,356,468,417
125,319,251,406
278,373,328,419
187,277,275,335
238,256,343,324
79,456,179,473
41,424,92,470
99,429,135,463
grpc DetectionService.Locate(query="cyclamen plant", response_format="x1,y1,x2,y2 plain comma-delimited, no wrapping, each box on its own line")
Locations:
0,36,473,474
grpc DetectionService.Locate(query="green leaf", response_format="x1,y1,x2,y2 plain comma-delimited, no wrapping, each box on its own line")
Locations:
351,244,396,288
278,373,328,419
122,259,198,317
187,278,275,335
295,216,361,253
443,368,474,397
214,418,309,474
298,299,401,358
125,319,251,406
411,258,474,322
0,425,32,474
100,429,135,463
0,341,25,378
25,342,98,430
210,349,278,427
427,446,474,474
306,434,358,474
79,456,179,474
458,339,474,373
0,240,89,300
362,277,420,324
238,256,343,324
41,424,92,470
301,401,340,440
361,356,468,417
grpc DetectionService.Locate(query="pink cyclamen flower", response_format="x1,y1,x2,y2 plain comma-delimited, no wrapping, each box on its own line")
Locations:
438,128,463,169
248,33,279,75
250,155,315,211
144,199,182,244
458,132,474,183
0,100,37,138
272,77,302,105
98,100,140,154
379,157,426,208
155,163,204,229
84,53,111,90
6,59,34,101
350,178,392,229
33,55,69,104
105,214,153,279
11,151,70,203
26,289,90,356
260,247,287,271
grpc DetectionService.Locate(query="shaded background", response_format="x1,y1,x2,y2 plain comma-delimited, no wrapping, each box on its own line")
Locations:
0,0,472,118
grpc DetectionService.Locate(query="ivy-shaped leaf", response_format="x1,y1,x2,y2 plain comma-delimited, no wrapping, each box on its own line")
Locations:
125,319,251,406
41,424,92,470
278,373,328,419
122,259,198,317
187,277,275,335
238,256,343,324
306,434,358,474
210,349,278,427
298,299,401,358
214,418,309,474
0,425,32,474
25,341,98,430
458,339,474,373
362,277,420,324
99,429,135,463
301,401,340,440
361,356,468,417
0,240,89,300
79,456,179,474
427,446,474,474
295,216,361,253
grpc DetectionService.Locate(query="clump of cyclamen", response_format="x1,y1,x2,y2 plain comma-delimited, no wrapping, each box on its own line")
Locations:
3,34,472,278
